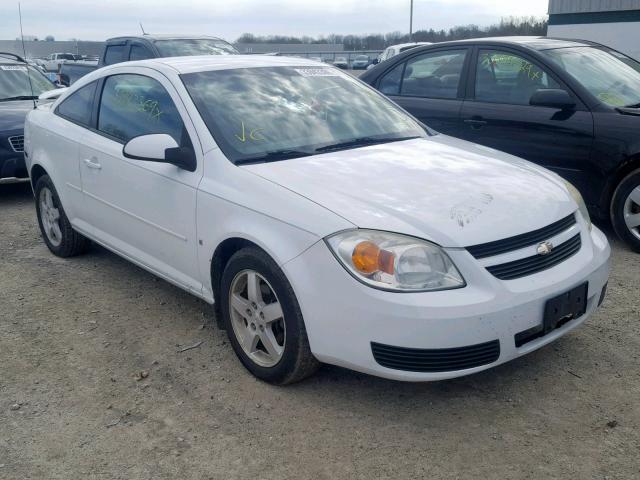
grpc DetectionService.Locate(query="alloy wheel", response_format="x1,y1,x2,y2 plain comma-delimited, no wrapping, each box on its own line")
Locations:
39,186,62,247
623,186,640,241
228,269,286,368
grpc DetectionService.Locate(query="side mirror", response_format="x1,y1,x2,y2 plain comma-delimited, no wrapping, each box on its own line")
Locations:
39,87,67,101
123,134,196,172
372,58,379,65
530,89,576,110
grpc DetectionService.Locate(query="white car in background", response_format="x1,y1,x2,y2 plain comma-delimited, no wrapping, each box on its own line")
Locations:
24,56,610,384
369,42,433,69
41,52,76,72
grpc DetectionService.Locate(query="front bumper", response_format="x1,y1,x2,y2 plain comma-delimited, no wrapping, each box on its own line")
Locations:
282,225,611,381
0,131,27,180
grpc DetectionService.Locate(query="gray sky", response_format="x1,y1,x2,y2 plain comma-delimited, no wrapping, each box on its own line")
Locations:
2,0,549,42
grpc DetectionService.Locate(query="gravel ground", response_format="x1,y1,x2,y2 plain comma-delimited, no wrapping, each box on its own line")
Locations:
1,181,639,480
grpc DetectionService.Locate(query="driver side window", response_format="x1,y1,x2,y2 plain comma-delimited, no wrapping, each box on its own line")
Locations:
475,49,563,106
97,74,188,146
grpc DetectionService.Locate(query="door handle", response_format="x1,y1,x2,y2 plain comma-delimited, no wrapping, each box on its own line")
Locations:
464,118,487,129
83,158,102,170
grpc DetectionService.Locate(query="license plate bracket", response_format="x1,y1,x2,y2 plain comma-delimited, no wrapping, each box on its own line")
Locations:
543,283,588,334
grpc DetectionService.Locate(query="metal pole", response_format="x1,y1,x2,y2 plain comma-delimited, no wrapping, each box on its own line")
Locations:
409,0,414,42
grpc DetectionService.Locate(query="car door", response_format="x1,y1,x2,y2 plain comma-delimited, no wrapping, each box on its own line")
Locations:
459,47,594,193
46,80,99,229
375,48,470,136
78,69,204,295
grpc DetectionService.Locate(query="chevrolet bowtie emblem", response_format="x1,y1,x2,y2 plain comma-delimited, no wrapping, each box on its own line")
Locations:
537,241,554,256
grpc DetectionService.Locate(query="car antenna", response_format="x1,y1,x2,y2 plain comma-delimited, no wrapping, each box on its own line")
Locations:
18,2,36,109
139,22,147,35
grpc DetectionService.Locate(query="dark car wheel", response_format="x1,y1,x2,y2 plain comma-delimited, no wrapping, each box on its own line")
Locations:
611,168,640,252
220,247,320,385
35,174,90,257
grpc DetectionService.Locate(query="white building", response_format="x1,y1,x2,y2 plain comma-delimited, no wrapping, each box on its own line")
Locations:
548,0,640,60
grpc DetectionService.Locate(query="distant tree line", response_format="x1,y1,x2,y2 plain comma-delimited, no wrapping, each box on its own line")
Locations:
237,16,547,50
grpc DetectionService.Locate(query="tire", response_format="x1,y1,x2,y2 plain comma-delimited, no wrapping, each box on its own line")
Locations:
34,174,90,257
611,168,640,253
220,247,320,385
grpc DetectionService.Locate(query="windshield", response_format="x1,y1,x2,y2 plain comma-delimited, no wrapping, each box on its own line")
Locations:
0,65,55,100
355,56,368,61
182,66,426,164
545,46,640,108
154,39,238,57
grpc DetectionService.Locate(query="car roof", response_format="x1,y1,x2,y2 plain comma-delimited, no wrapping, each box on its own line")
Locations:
120,55,327,74
0,53,27,65
107,34,229,42
421,36,602,51
388,42,431,50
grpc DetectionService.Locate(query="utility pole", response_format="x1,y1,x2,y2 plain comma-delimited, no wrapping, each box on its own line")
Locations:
409,0,414,42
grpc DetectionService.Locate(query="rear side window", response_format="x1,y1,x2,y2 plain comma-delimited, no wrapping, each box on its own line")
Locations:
378,63,403,95
55,81,97,127
129,45,153,61
400,50,467,99
97,74,186,144
103,45,125,65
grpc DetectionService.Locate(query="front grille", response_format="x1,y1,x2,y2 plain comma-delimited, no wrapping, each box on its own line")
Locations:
467,214,576,259
8,135,24,152
486,234,582,280
371,340,500,373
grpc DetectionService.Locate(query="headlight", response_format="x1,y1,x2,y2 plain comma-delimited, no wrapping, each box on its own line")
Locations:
564,180,591,230
325,230,465,292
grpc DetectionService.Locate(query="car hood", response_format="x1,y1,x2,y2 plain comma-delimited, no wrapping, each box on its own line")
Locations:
243,136,576,248
0,101,33,131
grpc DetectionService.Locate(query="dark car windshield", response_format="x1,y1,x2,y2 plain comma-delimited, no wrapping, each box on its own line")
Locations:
154,39,238,57
545,46,640,108
0,65,55,101
182,66,426,164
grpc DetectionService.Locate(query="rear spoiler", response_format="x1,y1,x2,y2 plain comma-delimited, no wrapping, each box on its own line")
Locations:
38,88,67,102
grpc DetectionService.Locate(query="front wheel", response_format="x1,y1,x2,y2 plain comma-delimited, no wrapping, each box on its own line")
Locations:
611,168,640,252
35,174,90,257
220,247,319,385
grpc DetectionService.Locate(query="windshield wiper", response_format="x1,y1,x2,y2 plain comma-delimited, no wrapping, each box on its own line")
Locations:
235,149,313,165
315,136,421,154
0,95,38,102
623,102,640,108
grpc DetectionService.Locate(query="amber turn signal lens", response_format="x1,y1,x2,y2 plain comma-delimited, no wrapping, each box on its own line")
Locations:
352,241,395,275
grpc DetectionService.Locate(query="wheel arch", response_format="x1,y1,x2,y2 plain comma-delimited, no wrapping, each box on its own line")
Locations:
30,163,49,192
601,153,640,218
210,237,269,329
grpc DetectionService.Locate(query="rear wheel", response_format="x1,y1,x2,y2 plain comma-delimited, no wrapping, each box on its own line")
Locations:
220,247,319,384
611,169,640,252
35,175,90,257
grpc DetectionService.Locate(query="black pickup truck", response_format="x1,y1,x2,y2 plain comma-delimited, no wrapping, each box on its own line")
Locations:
58,34,238,86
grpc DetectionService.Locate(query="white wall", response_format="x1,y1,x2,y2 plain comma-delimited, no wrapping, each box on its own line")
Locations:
548,22,640,61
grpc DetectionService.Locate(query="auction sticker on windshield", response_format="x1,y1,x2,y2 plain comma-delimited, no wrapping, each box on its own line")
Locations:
1,66,27,71
294,68,339,77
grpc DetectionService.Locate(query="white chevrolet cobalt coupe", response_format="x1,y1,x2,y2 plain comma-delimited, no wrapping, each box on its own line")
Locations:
24,56,610,384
